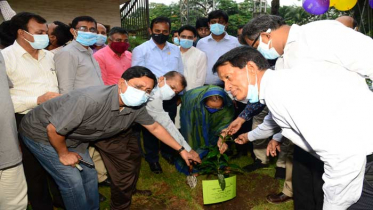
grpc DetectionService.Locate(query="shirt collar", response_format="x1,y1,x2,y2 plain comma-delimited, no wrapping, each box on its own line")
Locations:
71,39,92,53
149,38,170,50
13,40,46,59
207,32,230,42
259,69,274,104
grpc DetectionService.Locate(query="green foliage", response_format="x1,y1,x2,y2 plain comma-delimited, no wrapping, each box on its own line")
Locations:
128,36,147,52
197,133,242,191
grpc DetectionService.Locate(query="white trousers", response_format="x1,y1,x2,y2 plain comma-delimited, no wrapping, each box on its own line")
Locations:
0,164,28,210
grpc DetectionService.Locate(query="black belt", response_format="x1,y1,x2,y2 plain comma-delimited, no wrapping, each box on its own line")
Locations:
367,154,373,163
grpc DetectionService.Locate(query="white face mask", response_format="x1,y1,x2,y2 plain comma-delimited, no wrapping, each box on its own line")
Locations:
246,66,259,103
120,80,149,107
257,29,280,60
159,77,175,100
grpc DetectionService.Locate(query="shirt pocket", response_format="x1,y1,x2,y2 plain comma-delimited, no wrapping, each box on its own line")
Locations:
165,54,179,71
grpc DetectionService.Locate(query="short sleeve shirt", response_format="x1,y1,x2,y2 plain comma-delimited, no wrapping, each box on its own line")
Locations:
19,85,155,153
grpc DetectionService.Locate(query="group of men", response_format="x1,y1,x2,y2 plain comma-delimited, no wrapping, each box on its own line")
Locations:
0,3,372,210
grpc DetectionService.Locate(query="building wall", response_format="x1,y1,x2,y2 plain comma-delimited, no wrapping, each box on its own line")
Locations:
6,0,121,28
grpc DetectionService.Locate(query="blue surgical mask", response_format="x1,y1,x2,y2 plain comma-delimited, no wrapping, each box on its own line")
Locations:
204,105,222,114
179,39,193,49
210,23,225,36
95,34,107,46
23,30,49,50
120,80,149,107
257,31,280,60
159,77,176,100
246,66,259,103
173,37,180,46
75,30,97,46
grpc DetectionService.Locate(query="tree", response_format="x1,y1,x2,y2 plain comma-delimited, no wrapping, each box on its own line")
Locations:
271,0,280,15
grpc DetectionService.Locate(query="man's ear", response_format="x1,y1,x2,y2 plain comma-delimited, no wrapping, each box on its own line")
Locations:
246,61,259,73
70,28,77,39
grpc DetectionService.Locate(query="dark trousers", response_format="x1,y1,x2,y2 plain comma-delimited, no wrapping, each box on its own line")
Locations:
293,145,324,210
15,114,64,210
348,157,373,209
95,128,141,210
143,96,177,163
233,101,252,156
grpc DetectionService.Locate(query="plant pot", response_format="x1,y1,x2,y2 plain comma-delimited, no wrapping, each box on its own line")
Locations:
202,175,236,205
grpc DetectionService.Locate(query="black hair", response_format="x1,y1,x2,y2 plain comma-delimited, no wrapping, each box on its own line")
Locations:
121,66,157,88
10,12,46,39
52,21,73,47
208,10,229,23
150,17,171,31
237,25,245,30
178,25,197,37
195,17,209,29
108,27,128,37
164,71,187,88
0,20,15,48
212,46,270,73
171,30,178,36
71,16,97,29
240,15,285,45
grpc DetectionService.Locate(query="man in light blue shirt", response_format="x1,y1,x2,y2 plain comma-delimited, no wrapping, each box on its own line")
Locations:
131,17,183,174
132,17,183,77
197,10,240,85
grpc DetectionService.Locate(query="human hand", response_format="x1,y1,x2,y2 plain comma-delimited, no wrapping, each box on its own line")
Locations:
227,117,245,135
37,92,61,104
180,150,201,166
59,151,82,167
189,150,201,163
217,138,228,154
235,133,249,145
266,139,281,157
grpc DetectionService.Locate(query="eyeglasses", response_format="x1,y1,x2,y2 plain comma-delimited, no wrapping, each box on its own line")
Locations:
251,33,261,48
180,35,194,40
76,26,97,33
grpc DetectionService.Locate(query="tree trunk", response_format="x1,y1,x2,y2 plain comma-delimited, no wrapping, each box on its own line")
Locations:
271,0,280,15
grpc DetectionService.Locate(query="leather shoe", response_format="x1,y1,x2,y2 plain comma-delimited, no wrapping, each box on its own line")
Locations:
266,192,292,204
242,159,269,172
98,177,111,187
134,189,152,196
274,167,286,180
148,162,163,174
99,193,107,202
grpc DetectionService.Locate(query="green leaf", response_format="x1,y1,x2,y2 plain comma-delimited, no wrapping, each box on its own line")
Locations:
222,154,229,162
218,174,226,191
228,164,241,170
206,149,219,159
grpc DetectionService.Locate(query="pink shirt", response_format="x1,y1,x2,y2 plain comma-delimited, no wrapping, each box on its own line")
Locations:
93,45,132,85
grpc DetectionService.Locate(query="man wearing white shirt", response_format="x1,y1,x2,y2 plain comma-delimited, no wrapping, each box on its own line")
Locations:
178,25,207,91
238,14,373,208
2,12,62,210
197,10,240,86
214,46,373,210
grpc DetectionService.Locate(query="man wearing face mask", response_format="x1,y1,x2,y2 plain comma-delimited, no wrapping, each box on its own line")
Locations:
196,10,240,86
18,66,201,210
2,12,63,210
91,23,107,53
214,46,373,210
238,15,373,208
178,25,207,91
94,27,132,86
54,16,103,95
171,30,179,46
132,16,184,173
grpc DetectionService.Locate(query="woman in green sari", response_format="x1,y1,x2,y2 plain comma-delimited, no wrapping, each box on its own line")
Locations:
176,85,234,174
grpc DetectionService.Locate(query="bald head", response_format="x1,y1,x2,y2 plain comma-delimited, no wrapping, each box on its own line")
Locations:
97,23,107,35
336,16,357,29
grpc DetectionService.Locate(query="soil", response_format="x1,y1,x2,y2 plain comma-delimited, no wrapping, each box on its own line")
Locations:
195,173,280,210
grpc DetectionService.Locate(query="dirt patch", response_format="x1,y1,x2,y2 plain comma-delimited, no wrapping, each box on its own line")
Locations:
196,173,280,210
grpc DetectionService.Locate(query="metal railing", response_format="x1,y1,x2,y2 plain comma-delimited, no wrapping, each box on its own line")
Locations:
120,0,150,39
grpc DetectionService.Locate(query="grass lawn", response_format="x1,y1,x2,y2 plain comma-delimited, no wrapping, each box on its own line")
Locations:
99,154,293,210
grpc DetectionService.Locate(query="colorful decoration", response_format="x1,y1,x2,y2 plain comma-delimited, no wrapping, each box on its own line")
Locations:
334,0,358,11
329,0,339,7
370,0,373,9
302,0,330,15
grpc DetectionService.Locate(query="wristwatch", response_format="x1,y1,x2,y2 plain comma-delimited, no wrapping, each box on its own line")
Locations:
178,146,185,153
